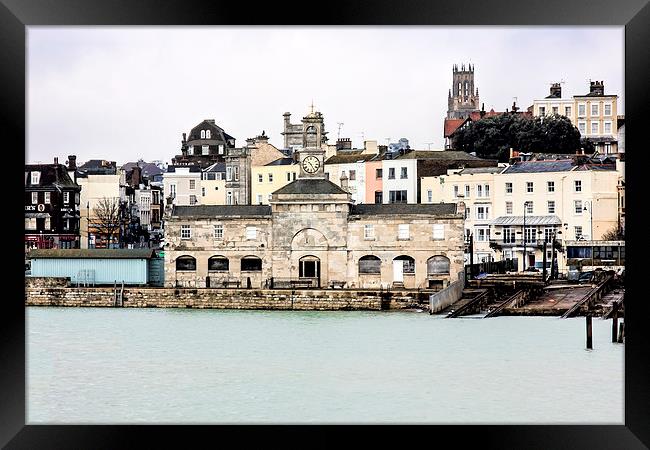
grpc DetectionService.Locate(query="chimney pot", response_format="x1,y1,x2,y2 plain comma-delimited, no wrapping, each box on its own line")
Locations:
54,157,58,164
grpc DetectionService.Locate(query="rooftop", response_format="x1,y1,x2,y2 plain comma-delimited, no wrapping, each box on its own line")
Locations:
265,158,297,166
350,203,457,216
491,215,562,226
273,178,349,195
28,249,156,259
396,150,489,161
172,205,272,218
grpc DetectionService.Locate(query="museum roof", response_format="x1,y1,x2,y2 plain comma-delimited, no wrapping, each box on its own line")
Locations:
28,249,156,259
172,205,272,217
491,215,562,226
273,178,349,195
350,203,457,216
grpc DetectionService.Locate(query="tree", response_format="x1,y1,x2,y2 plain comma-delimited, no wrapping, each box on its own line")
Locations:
91,197,121,247
601,226,624,241
453,113,583,162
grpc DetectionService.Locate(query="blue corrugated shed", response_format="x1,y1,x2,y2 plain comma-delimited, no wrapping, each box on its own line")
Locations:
28,249,157,285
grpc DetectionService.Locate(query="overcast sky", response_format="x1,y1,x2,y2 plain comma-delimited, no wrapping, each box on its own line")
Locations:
27,26,624,166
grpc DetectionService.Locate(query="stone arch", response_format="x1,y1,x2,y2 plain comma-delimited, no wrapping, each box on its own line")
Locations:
359,255,381,274
208,255,229,271
175,255,196,271
427,255,450,274
291,228,328,251
393,255,415,274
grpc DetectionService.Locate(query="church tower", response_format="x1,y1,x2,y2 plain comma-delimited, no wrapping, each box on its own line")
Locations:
447,63,480,119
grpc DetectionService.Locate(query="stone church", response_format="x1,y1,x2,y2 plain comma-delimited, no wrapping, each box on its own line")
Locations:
164,144,466,290
447,63,480,119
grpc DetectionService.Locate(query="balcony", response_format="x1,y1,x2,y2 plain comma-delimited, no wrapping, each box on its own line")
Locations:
489,238,561,249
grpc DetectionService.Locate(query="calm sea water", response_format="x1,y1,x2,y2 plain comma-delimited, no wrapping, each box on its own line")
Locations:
26,307,624,424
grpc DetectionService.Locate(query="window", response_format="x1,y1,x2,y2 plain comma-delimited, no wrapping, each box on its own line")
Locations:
477,185,483,197
349,170,356,181
565,106,572,116
506,202,513,214
400,167,407,179
453,185,459,198
63,219,69,231
207,130,212,139
234,192,239,205
544,227,557,243
268,173,273,182
268,194,272,202
524,227,536,243
388,168,395,179
547,181,555,192
525,202,533,214
359,255,381,274
574,180,582,192
503,227,515,243
188,145,194,155
375,191,383,204
234,166,239,181
604,103,612,116
200,130,206,138
257,194,263,205
591,103,599,116
292,172,297,181
44,192,50,204
212,225,224,241
573,199,585,215
189,179,196,190
31,171,40,185
376,169,383,179
604,143,612,154
44,217,50,230
398,224,410,239
202,187,206,197
604,121,612,134
427,190,433,203
364,224,374,239
64,192,71,204
476,206,489,220
170,184,176,197
287,172,292,182
465,185,470,198
395,256,415,274
176,256,196,271
226,167,232,181
31,192,38,204
241,257,262,271
190,195,197,205
591,122,599,134
552,107,558,115
218,144,224,154
578,122,586,134
245,227,257,240
505,182,513,194
476,227,490,242
578,103,586,117
181,225,191,239
432,224,444,240
547,200,555,214
389,190,407,203
484,184,490,197
526,182,533,193
575,226,583,240
465,207,470,219
539,106,546,116
208,256,229,271
258,174,263,183
25,218,36,230
202,145,209,155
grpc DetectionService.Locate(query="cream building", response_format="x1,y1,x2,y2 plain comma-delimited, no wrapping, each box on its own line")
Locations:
421,166,505,263
163,166,202,206
200,162,226,205
164,147,465,290
251,158,299,205
77,173,121,248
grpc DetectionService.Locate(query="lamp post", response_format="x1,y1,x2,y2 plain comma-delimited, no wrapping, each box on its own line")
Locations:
584,200,593,266
523,201,531,272
86,201,90,249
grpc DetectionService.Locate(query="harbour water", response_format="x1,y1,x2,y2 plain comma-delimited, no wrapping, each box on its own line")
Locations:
26,307,624,424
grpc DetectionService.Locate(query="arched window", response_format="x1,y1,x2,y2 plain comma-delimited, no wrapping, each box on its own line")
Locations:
427,256,450,274
394,255,415,274
208,256,229,271
241,256,262,271
176,255,196,271
464,80,469,97
206,129,211,139
359,255,381,274
200,130,206,139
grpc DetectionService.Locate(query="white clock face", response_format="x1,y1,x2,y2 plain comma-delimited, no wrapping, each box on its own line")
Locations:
302,155,320,174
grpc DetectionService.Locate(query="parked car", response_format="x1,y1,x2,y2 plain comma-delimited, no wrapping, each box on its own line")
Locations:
577,271,594,283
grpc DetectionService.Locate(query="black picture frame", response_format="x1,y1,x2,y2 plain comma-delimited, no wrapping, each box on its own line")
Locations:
3,0,648,447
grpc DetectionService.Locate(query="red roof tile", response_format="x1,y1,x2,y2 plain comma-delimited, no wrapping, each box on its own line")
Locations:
444,118,467,137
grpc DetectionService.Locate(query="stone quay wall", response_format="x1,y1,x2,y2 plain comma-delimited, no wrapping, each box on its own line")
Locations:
25,278,424,311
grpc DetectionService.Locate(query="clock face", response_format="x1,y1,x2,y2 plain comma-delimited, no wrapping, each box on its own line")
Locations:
302,155,320,174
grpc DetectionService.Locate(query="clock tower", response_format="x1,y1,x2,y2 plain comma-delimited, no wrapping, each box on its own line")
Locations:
297,147,325,178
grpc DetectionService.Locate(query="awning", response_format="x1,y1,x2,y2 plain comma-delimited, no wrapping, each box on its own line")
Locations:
25,212,51,219
491,215,562,226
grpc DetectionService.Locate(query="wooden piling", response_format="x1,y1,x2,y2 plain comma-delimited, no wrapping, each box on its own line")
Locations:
617,322,624,343
586,315,593,349
611,302,619,343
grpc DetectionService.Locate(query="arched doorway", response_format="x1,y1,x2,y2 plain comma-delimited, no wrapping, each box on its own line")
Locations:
393,255,415,284
299,255,321,288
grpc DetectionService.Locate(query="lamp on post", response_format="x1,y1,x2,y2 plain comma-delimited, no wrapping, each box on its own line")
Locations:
86,201,90,249
523,201,532,272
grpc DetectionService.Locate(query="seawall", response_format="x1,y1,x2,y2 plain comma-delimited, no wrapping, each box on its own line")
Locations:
25,277,425,311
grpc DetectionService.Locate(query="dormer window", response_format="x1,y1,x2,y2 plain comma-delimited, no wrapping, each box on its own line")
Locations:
206,130,211,139
200,130,206,139
31,171,40,185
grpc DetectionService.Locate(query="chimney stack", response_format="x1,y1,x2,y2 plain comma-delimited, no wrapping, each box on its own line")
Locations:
589,80,604,96
550,82,562,98
340,172,349,192
456,194,466,218
54,157,58,165
66,155,76,170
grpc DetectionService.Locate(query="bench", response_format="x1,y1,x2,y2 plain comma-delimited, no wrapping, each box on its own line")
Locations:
329,280,346,289
222,280,241,288
289,280,313,289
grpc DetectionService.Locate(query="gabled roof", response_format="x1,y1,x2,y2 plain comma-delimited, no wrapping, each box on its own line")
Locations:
29,249,155,259
121,161,164,177
273,178,348,195
350,203,457,216
444,118,468,137
203,162,226,172
25,164,79,189
501,160,576,174
172,205,272,218
265,158,297,166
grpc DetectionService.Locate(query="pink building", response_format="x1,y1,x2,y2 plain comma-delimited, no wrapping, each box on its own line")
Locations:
365,160,383,204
